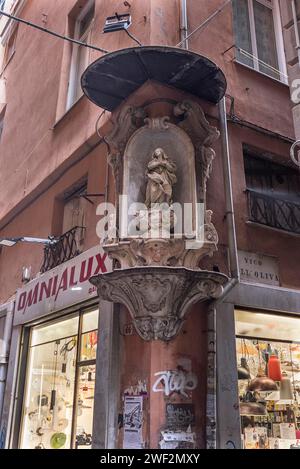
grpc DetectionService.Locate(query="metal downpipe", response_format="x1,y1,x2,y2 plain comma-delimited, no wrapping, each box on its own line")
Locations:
206,97,240,449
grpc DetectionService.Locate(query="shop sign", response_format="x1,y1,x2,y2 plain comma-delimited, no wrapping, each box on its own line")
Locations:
238,250,280,286
14,245,111,325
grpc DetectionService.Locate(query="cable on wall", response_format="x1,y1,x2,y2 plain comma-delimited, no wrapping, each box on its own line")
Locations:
124,28,142,47
175,0,232,48
0,9,108,53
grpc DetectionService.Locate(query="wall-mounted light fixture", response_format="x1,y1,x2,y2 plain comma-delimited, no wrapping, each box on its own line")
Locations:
0,236,58,247
102,12,142,46
22,266,32,283
103,13,131,33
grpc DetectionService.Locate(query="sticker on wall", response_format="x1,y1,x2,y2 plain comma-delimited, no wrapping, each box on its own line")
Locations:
159,426,196,449
123,396,143,449
166,404,195,429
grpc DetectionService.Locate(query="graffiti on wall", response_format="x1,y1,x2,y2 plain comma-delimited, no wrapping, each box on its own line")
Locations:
123,395,144,449
152,369,198,397
166,403,195,429
124,380,147,396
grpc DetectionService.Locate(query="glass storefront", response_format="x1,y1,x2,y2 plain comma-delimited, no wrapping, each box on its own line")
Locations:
19,308,98,449
235,309,300,449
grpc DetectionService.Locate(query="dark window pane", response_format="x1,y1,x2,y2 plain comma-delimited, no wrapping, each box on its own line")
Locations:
253,0,280,79
232,0,254,68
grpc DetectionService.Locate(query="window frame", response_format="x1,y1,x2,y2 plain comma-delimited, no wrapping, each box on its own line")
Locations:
244,150,300,234
234,0,288,84
18,306,99,449
62,180,88,236
66,0,95,110
0,0,6,12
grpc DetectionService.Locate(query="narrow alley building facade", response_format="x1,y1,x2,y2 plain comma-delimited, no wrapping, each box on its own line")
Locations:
0,0,300,451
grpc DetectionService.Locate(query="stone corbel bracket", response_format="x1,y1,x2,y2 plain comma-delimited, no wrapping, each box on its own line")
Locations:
90,268,228,341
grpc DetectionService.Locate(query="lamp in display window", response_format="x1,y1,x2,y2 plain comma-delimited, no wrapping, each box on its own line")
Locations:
268,354,282,382
279,372,293,401
278,344,295,406
238,358,251,380
248,371,278,392
238,339,251,380
278,344,298,404
248,342,278,392
240,391,268,417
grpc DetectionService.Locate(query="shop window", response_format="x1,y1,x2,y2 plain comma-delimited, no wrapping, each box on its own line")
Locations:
66,0,95,110
244,149,300,234
232,0,287,82
235,309,300,450
19,308,98,449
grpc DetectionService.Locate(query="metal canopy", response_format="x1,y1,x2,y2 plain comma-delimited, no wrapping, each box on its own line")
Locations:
81,46,227,111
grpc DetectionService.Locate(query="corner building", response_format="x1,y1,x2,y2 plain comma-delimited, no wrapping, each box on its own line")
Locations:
0,0,300,450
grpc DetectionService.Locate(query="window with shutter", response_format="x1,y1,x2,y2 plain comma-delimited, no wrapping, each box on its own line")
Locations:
66,0,95,110
232,0,287,82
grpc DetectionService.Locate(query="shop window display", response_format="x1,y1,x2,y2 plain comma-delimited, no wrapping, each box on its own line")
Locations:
235,310,300,450
19,309,98,449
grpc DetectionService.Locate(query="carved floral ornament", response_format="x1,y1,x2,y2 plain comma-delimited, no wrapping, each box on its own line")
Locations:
90,99,227,341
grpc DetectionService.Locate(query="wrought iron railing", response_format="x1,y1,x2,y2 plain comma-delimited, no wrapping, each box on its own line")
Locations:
41,226,86,273
247,189,300,234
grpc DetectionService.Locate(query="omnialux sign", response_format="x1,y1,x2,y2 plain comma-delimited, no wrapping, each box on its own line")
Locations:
14,245,111,326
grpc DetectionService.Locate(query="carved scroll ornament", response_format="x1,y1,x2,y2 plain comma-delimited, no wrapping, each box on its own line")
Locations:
90,268,227,341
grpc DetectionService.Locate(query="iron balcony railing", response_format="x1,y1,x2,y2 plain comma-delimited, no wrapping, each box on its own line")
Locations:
41,226,86,273
247,189,300,235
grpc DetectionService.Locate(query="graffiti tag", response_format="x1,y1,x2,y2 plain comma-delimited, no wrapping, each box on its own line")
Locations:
152,370,198,397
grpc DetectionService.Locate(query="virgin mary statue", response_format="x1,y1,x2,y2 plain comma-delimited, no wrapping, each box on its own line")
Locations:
145,148,177,208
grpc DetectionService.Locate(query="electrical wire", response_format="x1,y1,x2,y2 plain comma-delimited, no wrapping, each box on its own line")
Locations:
0,9,108,53
124,28,142,47
176,0,232,48
95,109,111,153
95,109,106,139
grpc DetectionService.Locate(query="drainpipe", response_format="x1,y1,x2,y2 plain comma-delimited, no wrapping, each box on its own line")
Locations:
206,97,240,449
180,0,188,49
0,302,14,421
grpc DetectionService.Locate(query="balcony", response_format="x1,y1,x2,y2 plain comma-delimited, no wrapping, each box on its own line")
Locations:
41,226,86,273
247,189,300,235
